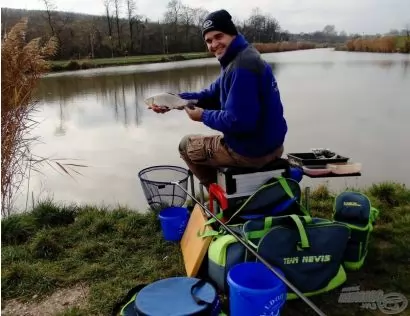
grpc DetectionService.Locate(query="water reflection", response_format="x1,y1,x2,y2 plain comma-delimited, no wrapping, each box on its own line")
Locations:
36,65,222,130
19,49,410,212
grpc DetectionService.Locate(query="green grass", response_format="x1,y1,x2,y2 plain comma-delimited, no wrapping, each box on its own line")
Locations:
1,182,410,315
48,52,212,72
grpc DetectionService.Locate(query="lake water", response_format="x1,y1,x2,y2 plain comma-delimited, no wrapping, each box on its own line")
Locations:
17,48,410,212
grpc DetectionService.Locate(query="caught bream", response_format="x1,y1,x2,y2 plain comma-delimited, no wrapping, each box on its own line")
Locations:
144,92,197,110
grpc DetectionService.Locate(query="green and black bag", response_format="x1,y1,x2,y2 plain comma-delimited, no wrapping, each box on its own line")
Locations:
243,214,351,300
207,214,351,299
333,191,379,271
209,176,309,226
206,176,309,293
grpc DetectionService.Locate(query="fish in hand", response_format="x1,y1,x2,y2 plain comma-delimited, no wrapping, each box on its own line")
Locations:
144,92,198,110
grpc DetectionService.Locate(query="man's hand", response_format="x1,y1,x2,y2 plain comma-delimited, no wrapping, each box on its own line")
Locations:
150,104,170,114
185,106,204,122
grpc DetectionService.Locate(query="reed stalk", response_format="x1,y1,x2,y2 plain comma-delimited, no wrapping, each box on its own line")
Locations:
1,18,59,216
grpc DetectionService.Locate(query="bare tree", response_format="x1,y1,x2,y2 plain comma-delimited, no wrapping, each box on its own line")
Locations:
323,25,337,36
192,7,209,29
125,0,137,53
41,0,72,57
180,5,193,43
87,18,100,58
164,0,183,44
103,0,114,57
113,0,122,50
43,0,57,35
2,8,10,40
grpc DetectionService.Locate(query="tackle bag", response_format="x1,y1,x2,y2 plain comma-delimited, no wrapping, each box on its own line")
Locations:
207,215,351,299
333,191,379,271
209,176,309,226
243,214,350,300
206,177,308,293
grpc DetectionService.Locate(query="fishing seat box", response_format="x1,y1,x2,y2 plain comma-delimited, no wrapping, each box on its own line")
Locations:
215,158,291,211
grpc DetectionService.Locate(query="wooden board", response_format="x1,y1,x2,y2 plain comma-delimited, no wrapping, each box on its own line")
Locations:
180,203,213,277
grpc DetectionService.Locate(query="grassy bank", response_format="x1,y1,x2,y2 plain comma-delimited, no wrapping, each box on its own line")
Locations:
48,42,318,72
2,181,410,315
48,52,213,72
336,36,410,53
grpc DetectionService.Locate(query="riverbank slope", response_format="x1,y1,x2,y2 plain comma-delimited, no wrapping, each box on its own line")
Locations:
2,181,409,315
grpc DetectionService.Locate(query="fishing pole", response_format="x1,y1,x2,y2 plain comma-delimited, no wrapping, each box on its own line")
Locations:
171,180,327,316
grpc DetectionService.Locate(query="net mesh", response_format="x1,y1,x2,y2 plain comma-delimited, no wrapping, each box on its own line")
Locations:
138,165,189,212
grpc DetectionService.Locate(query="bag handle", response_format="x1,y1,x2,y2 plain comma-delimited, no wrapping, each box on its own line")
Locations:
278,177,309,216
370,207,379,223
246,215,311,249
289,214,310,249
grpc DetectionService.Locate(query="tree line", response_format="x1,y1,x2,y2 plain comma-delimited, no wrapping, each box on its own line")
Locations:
3,2,404,60
1,2,292,60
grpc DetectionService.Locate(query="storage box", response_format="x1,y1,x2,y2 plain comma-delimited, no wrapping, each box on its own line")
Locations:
215,159,289,211
287,152,349,167
216,159,289,196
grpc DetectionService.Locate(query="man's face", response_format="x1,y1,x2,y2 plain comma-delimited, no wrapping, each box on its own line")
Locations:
204,31,235,59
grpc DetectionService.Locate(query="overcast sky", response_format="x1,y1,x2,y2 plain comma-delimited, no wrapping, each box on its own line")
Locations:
2,0,410,34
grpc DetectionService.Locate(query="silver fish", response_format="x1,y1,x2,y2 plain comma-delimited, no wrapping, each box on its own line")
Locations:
144,92,197,110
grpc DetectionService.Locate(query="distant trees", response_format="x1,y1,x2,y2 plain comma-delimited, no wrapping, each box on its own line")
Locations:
290,25,349,44
1,3,292,59
240,8,281,43
2,3,406,60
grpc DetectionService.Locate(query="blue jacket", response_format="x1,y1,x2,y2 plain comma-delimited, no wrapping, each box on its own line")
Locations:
180,34,287,158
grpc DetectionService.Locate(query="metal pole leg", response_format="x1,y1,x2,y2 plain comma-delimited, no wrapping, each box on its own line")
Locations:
188,171,195,208
199,183,205,205
305,186,310,211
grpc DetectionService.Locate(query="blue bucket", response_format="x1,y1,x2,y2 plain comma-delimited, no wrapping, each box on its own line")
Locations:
158,207,189,242
227,262,287,316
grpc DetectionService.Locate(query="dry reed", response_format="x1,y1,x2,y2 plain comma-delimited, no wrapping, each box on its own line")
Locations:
253,41,316,53
345,36,398,53
1,18,58,216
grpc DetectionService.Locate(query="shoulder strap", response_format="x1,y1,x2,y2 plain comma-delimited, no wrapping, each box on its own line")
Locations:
278,177,309,216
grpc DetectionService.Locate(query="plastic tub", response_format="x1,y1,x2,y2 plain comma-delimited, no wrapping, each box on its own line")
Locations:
158,206,189,242
227,262,287,316
327,163,362,175
134,277,220,315
302,165,332,176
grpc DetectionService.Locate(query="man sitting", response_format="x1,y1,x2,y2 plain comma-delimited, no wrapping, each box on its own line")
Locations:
150,9,288,190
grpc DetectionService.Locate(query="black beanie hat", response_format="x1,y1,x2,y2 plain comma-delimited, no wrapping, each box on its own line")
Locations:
202,9,238,38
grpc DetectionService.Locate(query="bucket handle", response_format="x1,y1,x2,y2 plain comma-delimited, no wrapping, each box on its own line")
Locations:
190,279,213,306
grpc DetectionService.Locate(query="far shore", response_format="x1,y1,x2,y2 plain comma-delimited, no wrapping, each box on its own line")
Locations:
48,42,319,73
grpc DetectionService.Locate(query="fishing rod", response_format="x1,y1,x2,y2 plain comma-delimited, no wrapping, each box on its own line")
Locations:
171,180,327,316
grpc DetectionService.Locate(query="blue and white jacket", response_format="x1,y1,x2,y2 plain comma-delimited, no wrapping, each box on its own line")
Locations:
180,34,288,158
